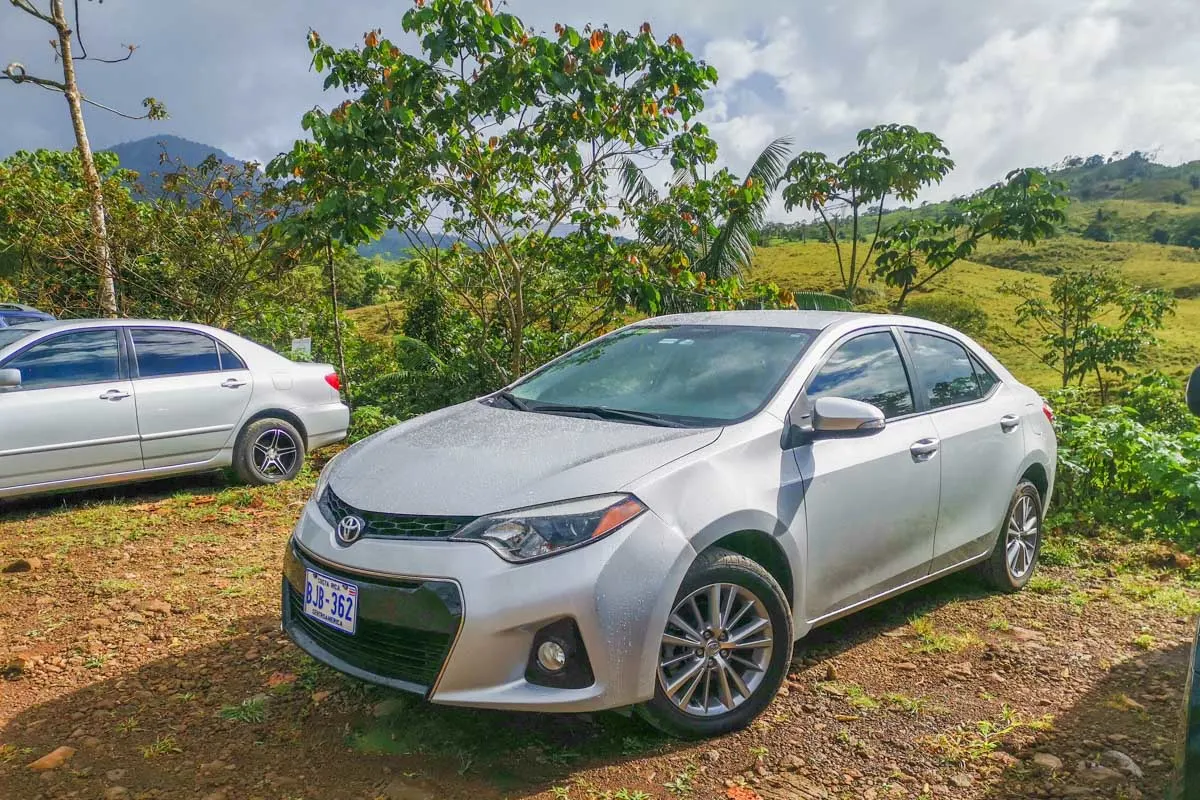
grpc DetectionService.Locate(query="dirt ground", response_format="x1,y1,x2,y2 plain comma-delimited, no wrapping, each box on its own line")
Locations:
1,468,1196,800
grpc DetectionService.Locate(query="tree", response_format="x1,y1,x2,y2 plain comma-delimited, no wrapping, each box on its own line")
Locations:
1005,266,1175,401
780,124,954,299
2,0,166,315
271,0,721,381
873,168,1067,310
620,137,792,282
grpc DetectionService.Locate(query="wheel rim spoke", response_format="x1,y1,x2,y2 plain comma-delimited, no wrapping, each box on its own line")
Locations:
708,584,723,631
668,614,703,644
728,616,769,645
662,632,701,649
715,658,735,711
665,658,706,698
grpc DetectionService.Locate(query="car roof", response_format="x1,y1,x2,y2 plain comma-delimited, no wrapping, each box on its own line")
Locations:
6,318,220,334
631,310,873,330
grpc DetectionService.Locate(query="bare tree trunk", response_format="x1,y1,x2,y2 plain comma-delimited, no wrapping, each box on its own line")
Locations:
50,0,117,316
326,238,349,406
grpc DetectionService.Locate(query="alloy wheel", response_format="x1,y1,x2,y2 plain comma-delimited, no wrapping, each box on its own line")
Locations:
657,582,774,717
1005,493,1039,579
252,428,299,478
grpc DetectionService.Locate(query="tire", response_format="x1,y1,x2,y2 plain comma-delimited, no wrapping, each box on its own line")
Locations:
233,418,305,486
636,547,793,739
979,479,1043,592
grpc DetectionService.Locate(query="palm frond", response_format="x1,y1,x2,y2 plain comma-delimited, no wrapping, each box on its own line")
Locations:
746,136,794,191
703,137,794,280
618,157,659,208
792,291,853,311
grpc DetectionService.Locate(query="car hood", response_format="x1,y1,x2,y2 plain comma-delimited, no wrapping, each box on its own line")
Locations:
326,400,722,517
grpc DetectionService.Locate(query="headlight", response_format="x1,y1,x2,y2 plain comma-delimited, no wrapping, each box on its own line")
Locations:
453,494,647,563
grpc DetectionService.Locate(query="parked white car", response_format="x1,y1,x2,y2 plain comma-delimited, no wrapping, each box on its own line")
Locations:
0,320,348,499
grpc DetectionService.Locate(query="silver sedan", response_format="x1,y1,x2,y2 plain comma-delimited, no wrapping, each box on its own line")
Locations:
0,319,348,499
282,311,1056,738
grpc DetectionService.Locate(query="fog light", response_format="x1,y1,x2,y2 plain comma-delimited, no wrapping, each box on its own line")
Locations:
537,640,567,672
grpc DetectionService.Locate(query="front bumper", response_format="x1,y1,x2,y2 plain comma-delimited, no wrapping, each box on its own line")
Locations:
282,497,696,712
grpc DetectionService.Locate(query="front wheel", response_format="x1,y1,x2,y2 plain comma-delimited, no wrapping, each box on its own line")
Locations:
233,418,305,486
980,479,1043,592
636,547,793,739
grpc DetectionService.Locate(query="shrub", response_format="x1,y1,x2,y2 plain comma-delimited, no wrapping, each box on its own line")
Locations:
1052,403,1200,547
347,406,400,443
903,295,990,339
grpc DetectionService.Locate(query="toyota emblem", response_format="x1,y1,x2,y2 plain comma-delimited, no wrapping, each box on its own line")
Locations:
335,514,366,546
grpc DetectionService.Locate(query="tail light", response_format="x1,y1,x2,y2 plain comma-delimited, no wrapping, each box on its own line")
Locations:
324,373,341,391
1042,402,1054,424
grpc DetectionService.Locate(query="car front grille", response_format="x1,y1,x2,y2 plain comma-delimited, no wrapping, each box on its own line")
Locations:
317,488,474,539
285,584,454,689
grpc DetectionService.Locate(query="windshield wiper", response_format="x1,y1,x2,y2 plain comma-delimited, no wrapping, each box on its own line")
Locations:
532,404,689,428
491,390,531,411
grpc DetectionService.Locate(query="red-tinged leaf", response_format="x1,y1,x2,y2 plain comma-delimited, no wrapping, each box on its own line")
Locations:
364,29,380,49
589,30,605,53
668,33,684,49
640,22,652,35
479,0,493,14
726,788,762,800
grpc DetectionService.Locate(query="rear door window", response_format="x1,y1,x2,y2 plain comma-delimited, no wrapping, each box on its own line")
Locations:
903,331,983,410
132,329,221,377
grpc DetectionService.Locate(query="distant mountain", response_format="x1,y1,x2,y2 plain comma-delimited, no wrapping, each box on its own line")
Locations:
103,135,241,197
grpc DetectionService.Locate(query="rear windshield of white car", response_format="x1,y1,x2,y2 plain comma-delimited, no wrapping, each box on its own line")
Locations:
510,325,818,426
0,327,37,351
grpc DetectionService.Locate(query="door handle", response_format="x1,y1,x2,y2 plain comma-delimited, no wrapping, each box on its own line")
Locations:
910,438,940,461
1000,414,1021,432
98,389,130,401
221,378,247,389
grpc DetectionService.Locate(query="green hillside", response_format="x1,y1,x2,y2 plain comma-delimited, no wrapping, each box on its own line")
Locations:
752,238,1200,392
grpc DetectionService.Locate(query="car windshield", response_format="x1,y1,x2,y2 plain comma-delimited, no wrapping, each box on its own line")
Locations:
0,327,37,351
509,325,818,425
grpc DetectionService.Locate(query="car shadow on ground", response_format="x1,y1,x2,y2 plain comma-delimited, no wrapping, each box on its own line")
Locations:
978,640,1190,799
0,471,235,521
0,570,1017,799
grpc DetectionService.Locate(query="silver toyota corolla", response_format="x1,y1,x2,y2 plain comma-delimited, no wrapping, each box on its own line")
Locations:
283,311,1056,738
0,319,348,499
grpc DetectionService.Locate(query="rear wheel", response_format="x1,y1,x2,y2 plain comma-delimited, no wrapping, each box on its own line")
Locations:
637,547,792,739
233,418,304,486
980,480,1043,592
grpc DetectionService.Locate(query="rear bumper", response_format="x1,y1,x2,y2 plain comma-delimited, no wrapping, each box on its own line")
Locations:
297,402,349,451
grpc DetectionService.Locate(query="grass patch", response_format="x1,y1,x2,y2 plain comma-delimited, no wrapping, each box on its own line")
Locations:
141,734,181,758
910,615,976,654
885,693,931,716
925,706,1053,765
1132,633,1156,650
1027,576,1067,595
220,696,267,723
96,579,139,595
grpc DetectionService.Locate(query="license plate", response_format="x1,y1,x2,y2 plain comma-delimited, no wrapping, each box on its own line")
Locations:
302,568,358,634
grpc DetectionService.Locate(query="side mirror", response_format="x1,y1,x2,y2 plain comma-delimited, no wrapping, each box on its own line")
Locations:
1187,365,1200,417
0,368,20,389
812,396,886,437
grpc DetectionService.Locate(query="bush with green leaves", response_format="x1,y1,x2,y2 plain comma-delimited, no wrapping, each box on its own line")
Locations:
347,406,401,444
1051,381,1200,547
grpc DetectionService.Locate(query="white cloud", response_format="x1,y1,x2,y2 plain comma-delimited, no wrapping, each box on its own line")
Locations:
2,0,1199,219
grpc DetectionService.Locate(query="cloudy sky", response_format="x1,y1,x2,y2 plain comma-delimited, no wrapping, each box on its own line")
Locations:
2,0,1199,216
